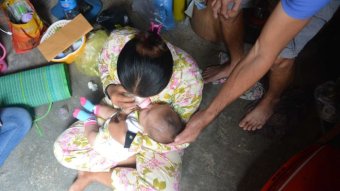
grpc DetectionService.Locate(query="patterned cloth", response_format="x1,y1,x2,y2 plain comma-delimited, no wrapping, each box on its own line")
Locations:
98,27,203,122
54,122,188,190
54,121,125,172
111,133,188,191
54,111,141,172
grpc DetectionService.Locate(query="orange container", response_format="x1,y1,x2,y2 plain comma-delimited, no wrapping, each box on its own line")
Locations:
40,20,86,64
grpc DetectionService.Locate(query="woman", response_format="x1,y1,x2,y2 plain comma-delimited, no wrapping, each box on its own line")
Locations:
99,27,203,122
54,26,203,190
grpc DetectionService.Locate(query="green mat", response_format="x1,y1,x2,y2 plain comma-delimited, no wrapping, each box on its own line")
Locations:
0,64,71,107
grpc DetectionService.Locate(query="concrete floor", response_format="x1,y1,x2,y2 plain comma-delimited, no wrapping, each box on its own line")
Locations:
0,0,339,190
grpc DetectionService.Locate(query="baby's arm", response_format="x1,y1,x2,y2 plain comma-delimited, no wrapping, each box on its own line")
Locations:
84,112,126,146
95,104,119,119
73,109,99,145
108,114,128,145
84,120,99,146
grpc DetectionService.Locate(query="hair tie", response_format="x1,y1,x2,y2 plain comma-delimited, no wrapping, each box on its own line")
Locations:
150,22,162,35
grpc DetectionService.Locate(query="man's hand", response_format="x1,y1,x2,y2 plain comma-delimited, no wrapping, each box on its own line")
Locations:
106,84,137,111
211,0,242,19
173,109,215,145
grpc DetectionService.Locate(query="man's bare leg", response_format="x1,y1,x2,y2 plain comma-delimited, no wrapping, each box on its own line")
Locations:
191,0,244,83
239,57,295,131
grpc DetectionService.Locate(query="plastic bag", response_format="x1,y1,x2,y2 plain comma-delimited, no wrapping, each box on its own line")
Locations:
74,30,108,77
96,7,130,32
132,0,175,30
1,0,45,53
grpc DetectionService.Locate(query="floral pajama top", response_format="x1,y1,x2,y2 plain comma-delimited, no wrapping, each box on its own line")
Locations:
98,27,203,122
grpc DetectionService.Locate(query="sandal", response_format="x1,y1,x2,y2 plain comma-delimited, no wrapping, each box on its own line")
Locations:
208,51,264,100
0,42,8,73
239,81,264,101
212,76,264,100
210,51,229,85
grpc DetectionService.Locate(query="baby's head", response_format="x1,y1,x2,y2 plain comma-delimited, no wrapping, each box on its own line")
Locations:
139,103,183,144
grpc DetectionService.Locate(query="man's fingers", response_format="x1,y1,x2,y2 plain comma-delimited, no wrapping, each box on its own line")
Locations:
228,0,241,18
174,134,191,145
212,0,222,19
174,127,198,145
220,0,230,19
232,0,242,12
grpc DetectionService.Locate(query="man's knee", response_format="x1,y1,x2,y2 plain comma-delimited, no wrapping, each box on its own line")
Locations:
271,57,295,71
191,7,220,42
219,10,243,25
191,0,244,42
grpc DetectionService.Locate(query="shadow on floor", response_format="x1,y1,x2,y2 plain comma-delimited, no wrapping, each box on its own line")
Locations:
237,8,340,191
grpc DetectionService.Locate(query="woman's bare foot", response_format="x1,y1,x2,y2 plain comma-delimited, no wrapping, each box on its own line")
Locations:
203,63,233,83
69,171,92,191
239,98,279,131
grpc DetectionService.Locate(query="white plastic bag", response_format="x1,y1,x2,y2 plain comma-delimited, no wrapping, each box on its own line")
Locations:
75,30,108,76
132,0,175,30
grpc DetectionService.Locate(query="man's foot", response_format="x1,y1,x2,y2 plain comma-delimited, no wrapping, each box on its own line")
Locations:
69,171,92,191
239,98,279,131
203,62,234,83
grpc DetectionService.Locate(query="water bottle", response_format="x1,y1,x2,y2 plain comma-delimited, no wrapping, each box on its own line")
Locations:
153,0,175,30
7,1,33,23
59,0,80,19
173,0,185,22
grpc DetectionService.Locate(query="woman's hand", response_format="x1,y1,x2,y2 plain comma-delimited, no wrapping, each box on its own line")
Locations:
173,109,215,145
106,84,137,111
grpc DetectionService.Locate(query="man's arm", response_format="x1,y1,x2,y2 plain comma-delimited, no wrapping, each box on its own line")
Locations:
207,1,310,115
174,2,310,144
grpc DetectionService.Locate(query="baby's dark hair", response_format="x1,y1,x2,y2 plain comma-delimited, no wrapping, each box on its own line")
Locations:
117,31,173,97
148,105,184,144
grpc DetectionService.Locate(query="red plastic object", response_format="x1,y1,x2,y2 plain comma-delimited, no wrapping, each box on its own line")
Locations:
261,144,340,191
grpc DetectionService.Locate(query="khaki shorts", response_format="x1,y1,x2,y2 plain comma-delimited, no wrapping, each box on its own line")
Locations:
279,0,340,59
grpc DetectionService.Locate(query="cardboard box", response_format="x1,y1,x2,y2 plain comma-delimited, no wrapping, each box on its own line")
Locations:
38,14,93,61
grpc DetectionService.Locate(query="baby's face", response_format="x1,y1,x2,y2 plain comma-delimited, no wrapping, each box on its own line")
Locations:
139,103,170,133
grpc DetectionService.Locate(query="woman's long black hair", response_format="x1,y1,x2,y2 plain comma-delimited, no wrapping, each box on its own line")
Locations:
117,31,173,97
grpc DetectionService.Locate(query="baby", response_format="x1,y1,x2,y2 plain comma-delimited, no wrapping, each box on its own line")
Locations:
72,97,184,167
